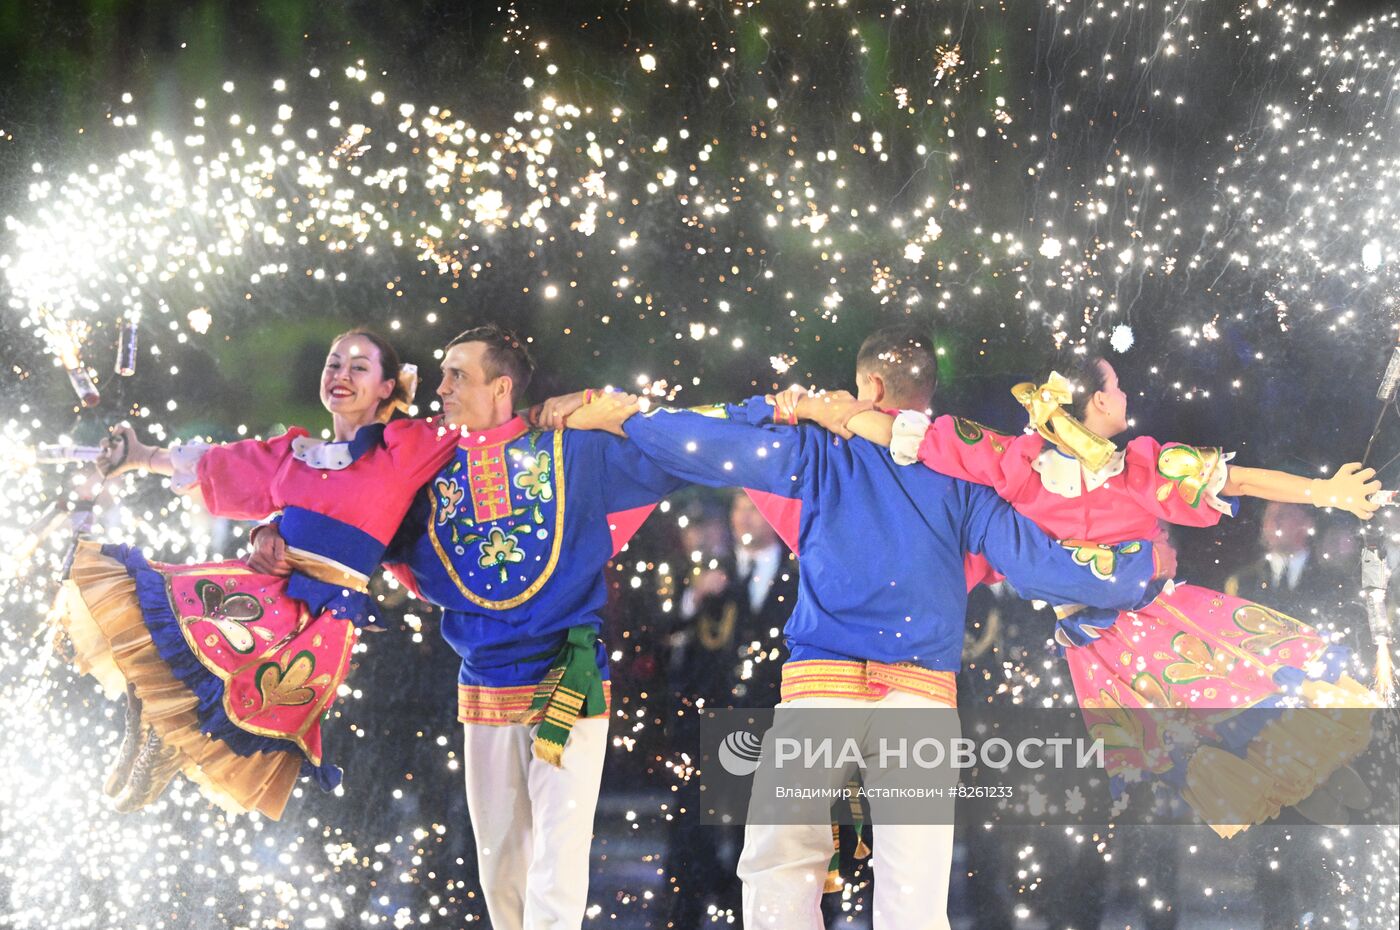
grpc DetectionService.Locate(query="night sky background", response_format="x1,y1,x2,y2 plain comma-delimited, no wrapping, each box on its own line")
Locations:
1,2,1398,928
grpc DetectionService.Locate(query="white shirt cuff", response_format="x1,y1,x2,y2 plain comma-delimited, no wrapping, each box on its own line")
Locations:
1202,451,1236,517
890,410,932,466
169,441,211,494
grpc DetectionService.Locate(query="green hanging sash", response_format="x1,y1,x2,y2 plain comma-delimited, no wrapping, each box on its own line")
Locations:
824,779,871,893
518,624,607,766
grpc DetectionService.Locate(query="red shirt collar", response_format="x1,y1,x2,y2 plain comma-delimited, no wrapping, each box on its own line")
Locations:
457,414,530,448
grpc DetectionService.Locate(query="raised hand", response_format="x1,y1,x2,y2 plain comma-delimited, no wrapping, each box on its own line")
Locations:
1317,462,1382,520
766,386,809,425
563,391,642,436
97,424,152,478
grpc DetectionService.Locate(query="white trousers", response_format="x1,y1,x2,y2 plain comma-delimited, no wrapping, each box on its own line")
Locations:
737,692,959,930
461,717,609,930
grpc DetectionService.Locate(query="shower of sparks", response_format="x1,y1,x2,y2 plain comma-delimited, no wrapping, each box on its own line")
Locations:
1,1,1398,928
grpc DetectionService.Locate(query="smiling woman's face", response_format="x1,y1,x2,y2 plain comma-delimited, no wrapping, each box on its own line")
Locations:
320,334,395,422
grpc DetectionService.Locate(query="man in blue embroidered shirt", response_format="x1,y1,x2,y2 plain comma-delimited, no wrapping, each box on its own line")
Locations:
565,324,1173,930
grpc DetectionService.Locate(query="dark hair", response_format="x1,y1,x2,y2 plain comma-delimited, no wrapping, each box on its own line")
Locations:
446,323,536,405
1055,354,1109,420
855,324,938,409
333,328,410,413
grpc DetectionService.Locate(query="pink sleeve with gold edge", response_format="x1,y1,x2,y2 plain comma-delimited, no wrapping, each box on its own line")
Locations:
194,429,306,520
1121,435,1237,527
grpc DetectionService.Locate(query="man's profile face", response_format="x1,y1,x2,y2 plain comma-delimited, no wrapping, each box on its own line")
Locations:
437,341,508,432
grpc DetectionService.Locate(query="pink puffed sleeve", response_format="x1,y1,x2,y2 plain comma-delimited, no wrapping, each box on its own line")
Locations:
194,428,306,520
1121,435,1237,527
382,417,463,487
894,412,1040,502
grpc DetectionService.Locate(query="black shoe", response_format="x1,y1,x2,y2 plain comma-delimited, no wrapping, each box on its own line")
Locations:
1293,786,1348,827
113,726,181,813
1324,765,1372,810
52,628,75,664
104,684,144,798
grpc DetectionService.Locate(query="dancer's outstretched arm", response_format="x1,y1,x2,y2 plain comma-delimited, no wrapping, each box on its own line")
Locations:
1223,463,1379,520
97,424,176,477
568,393,815,497
775,389,895,446
786,390,1382,521
781,390,1030,499
98,423,294,520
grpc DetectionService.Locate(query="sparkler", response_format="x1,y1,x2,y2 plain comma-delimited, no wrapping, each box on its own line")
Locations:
114,315,139,378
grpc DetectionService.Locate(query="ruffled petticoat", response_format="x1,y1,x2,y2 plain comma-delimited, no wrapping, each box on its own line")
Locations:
1065,583,1376,838
56,541,354,819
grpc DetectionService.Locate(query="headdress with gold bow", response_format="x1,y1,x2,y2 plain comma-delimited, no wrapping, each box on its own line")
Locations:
1011,371,1118,473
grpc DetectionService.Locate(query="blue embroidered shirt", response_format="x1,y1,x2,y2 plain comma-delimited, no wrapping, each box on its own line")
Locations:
620,397,1165,672
390,416,687,690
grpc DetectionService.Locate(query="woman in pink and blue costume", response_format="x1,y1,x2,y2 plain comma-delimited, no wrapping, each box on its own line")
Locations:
788,356,1382,837
56,330,462,819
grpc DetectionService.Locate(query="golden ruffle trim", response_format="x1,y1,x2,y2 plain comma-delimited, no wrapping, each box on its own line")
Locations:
780,659,957,707
1181,675,1377,839
53,541,301,820
456,679,612,726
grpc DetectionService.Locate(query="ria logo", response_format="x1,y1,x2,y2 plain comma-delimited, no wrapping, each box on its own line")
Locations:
717,729,764,776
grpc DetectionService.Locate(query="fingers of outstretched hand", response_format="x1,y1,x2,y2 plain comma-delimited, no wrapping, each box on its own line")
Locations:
1334,462,1377,485
1321,463,1382,518
772,386,808,415
771,389,802,423
1337,465,1384,518
1353,500,1380,520
97,425,134,476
